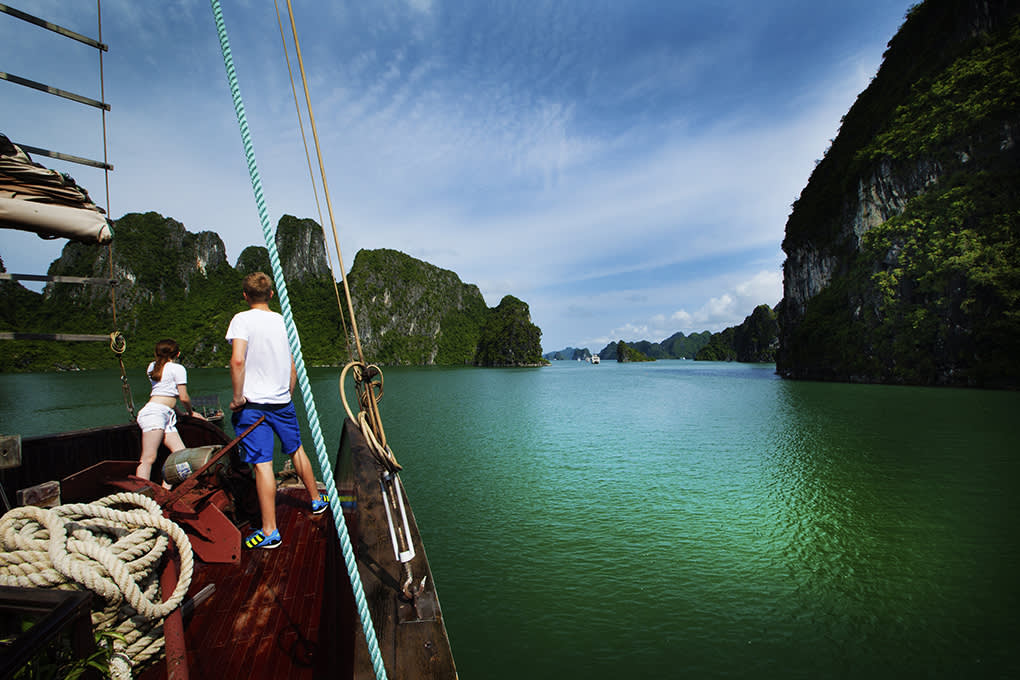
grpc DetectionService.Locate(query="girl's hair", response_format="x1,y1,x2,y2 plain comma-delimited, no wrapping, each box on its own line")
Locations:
149,339,180,381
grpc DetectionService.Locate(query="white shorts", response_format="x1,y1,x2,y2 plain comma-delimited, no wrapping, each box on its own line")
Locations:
137,402,178,433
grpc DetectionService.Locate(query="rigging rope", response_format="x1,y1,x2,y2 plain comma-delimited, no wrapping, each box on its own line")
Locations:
98,0,134,423
0,492,194,675
279,0,417,602
281,0,394,458
97,0,110,220
282,0,367,367
110,331,136,422
271,0,354,363
339,362,401,472
207,3,388,679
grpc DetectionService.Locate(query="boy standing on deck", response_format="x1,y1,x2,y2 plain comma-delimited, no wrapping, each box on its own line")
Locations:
227,271,329,549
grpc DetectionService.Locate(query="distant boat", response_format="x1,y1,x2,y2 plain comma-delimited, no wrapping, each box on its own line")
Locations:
591,354,600,365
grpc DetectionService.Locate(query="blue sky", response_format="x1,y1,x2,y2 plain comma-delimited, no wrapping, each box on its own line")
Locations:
1,0,914,353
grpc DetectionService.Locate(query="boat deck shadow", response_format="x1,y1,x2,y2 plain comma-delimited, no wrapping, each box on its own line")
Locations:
167,485,334,679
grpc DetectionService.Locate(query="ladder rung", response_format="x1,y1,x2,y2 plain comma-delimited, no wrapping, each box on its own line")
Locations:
9,144,112,171
0,273,117,286
0,4,108,51
0,332,112,342
0,72,111,111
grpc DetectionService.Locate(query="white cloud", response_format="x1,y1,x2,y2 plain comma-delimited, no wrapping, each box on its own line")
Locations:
405,0,433,15
0,1,909,355
735,269,783,305
670,269,781,331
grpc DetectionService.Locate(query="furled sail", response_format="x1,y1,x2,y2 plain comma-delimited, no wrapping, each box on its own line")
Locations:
0,133,112,244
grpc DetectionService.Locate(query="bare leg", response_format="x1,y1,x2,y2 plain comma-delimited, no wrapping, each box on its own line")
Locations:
164,431,186,453
137,429,164,480
253,460,278,535
154,431,189,489
289,445,322,502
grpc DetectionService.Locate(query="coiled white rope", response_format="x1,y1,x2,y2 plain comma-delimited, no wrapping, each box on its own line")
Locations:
0,492,194,675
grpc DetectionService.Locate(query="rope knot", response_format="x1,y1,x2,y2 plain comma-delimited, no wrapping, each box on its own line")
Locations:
0,492,195,670
109,331,127,355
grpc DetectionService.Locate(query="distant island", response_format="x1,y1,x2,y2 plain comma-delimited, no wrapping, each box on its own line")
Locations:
544,304,779,364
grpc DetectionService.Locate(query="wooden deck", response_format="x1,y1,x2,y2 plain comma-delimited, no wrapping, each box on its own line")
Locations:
4,415,456,679
163,485,351,680
169,418,459,679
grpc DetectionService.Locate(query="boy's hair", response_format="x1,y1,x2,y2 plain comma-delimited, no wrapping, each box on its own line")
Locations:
242,271,273,302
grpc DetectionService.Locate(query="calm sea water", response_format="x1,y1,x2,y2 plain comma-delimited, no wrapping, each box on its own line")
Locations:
1,361,1018,678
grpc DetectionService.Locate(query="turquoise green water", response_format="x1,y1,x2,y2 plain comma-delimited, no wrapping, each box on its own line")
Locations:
1,361,1017,678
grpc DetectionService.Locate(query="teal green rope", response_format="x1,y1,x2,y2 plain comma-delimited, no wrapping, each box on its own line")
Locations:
208,3,387,679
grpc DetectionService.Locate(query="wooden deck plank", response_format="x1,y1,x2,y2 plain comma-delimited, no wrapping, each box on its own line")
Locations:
142,485,341,680
12,418,370,680
134,418,455,680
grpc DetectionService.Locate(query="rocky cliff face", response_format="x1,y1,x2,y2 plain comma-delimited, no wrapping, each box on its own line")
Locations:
345,248,489,365
44,212,231,317
780,156,946,331
232,214,332,283
779,0,1020,387
474,295,544,367
275,215,332,283
1,213,540,370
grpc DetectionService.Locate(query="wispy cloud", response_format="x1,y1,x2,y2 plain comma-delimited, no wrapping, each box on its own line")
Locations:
0,0,911,352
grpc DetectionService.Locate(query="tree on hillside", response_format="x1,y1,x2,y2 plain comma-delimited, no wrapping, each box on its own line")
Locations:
734,304,779,362
616,340,654,362
475,295,544,366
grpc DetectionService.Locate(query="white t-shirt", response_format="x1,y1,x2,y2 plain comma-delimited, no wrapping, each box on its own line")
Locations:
148,361,187,397
225,308,292,404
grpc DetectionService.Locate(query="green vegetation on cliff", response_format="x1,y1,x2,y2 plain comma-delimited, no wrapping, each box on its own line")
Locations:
788,167,1020,385
859,16,1020,164
342,248,490,366
696,305,778,362
780,0,1020,388
614,340,653,362
2,212,243,371
475,295,545,367
784,1,1018,251
1,217,542,371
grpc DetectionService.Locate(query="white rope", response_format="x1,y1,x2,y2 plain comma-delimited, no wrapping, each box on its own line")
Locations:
0,492,195,674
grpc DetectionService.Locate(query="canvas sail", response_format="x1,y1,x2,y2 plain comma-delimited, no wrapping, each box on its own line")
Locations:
0,133,112,244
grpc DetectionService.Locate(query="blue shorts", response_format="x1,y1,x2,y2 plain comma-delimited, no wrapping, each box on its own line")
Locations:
232,401,302,465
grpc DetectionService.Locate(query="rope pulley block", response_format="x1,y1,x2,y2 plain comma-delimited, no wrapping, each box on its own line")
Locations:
379,470,415,565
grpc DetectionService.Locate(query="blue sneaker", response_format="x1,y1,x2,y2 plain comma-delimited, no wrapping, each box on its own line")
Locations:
311,494,329,515
244,528,281,549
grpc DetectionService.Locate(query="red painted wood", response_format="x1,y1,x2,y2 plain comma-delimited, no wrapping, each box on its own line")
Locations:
141,485,346,680
10,415,456,679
